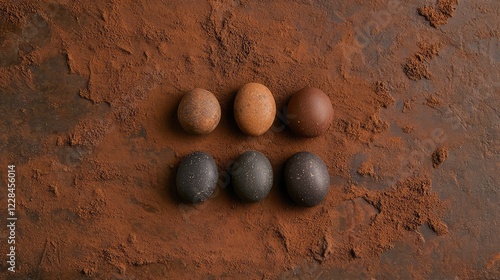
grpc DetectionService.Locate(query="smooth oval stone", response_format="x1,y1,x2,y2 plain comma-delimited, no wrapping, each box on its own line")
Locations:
284,151,331,207
177,88,221,134
176,151,218,203
231,150,273,202
234,83,276,136
286,87,333,137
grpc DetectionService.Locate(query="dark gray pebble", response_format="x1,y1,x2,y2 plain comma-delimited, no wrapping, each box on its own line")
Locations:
176,151,218,203
284,151,330,207
231,150,273,202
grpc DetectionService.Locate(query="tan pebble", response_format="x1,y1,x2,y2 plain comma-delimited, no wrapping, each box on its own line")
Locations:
234,83,276,136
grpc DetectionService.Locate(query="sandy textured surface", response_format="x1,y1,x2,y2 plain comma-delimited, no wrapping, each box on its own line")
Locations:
0,1,499,279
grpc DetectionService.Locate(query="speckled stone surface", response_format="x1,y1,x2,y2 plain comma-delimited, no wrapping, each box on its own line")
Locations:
286,87,333,137
176,151,218,203
284,151,331,207
234,82,276,136
177,88,221,134
231,150,273,202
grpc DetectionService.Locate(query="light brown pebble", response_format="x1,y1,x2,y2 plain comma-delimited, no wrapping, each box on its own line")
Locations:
234,83,276,136
177,88,221,134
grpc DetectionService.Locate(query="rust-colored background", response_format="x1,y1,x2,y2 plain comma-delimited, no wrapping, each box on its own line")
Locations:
0,1,499,279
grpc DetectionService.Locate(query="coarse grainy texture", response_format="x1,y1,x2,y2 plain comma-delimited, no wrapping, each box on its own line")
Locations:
432,146,449,168
418,0,459,28
403,42,441,81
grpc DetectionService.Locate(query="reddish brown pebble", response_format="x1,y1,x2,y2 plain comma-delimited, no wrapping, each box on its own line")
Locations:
177,88,221,134
286,87,333,137
234,83,276,136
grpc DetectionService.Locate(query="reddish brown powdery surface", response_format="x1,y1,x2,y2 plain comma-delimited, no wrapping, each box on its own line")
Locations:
418,0,459,28
0,1,465,279
403,42,441,81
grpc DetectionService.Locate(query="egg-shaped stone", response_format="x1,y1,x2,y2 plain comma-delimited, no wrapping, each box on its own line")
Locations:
284,151,331,207
234,83,276,136
177,88,221,134
231,150,273,202
176,151,218,203
286,87,333,137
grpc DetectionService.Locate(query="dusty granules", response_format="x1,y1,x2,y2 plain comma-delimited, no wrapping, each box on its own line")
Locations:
401,124,414,134
374,81,395,109
363,178,448,237
403,42,441,80
402,98,414,113
357,161,375,177
418,0,459,28
309,177,449,267
425,95,442,108
432,146,449,168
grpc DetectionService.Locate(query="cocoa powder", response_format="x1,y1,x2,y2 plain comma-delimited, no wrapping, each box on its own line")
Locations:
0,1,476,279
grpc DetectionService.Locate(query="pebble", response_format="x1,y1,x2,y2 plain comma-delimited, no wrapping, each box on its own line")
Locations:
177,88,221,134
286,87,333,137
234,83,276,136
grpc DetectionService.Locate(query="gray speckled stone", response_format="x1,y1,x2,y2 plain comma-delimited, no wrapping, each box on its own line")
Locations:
176,151,218,203
231,150,273,202
284,151,330,207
